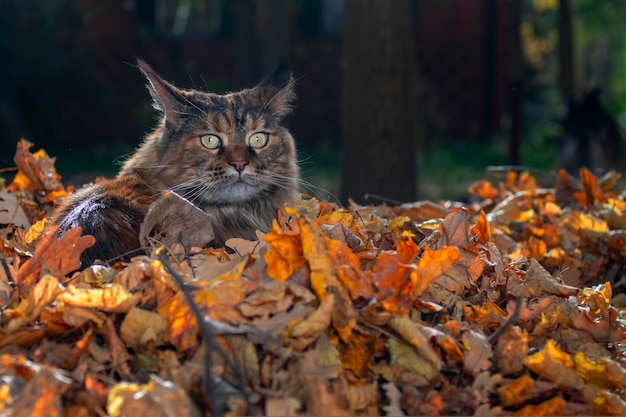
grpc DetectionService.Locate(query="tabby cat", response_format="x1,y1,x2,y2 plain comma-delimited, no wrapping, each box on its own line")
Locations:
51,59,300,266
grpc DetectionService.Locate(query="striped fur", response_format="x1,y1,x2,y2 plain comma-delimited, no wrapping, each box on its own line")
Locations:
51,60,299,266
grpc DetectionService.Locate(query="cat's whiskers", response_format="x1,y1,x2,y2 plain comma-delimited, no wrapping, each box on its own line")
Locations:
264,172,339,203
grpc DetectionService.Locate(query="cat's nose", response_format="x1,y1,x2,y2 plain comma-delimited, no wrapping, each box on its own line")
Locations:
230,159,249,172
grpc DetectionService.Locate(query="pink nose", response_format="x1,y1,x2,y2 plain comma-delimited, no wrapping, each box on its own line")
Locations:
230,160,249,172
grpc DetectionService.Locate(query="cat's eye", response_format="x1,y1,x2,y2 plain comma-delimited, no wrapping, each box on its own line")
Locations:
248,132,269,149
200,134,222,149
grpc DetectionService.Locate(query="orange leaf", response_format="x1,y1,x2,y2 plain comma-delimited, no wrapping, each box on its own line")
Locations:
369,233,420,314
470,210,492,245
468,180,498,200
159,260,254,350
292,208,357,342
339,329,377,378
327,238,373,302
574,167,606,208
7,169,37,191
264,221,306,282
16,226,95,286
413,246,460,296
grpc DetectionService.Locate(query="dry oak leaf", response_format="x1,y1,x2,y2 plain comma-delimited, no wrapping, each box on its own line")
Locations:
16,226,95,286
338,328,377,378
4,274,63,333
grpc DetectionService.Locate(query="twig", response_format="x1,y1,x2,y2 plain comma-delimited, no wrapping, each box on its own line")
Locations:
363,193,403,206
157,252,250,416
488,294,523,344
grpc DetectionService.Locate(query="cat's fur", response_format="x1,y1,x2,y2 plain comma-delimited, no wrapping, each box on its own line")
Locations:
51,59,299,266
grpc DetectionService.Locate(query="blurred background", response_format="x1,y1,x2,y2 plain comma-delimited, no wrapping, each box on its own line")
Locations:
1,0,626,203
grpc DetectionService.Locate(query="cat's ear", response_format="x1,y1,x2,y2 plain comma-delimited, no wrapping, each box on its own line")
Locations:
255,58,296,118
137,59,188,121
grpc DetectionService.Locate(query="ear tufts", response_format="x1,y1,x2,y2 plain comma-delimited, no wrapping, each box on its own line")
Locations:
258,57,292,90
255,58,296,118
136,58,186,118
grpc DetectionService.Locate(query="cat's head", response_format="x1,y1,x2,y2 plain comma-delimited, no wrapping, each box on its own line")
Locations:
132,59,299,207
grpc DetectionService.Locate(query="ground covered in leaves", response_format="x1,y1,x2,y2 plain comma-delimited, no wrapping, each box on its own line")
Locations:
2,140,626,416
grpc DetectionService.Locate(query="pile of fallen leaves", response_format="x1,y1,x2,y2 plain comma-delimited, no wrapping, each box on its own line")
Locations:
2,139,626,416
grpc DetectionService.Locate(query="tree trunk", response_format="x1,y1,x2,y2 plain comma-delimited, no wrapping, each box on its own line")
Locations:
341,0,417,205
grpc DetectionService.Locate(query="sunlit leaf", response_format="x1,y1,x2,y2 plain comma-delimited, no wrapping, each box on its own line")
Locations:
264,220,306,282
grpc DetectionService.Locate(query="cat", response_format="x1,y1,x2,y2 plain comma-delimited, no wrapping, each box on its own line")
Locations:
50,59,300,267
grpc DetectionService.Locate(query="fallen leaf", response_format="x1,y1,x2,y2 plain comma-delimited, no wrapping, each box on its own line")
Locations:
285,293,334,351
140,191,215,252
107,375,202,417
0,191,31,228
264,220,306,282
16,226,95,286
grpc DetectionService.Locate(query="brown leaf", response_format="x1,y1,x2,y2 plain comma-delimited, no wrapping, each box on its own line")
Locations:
494,326,528,375
105,316,132,379
438,210,472,249
10,139,63,192
509,258,579,299
120,307,166,350
0,191,30,228
286,293,334,351
139,191,214,252
389,316,442,373
461,327,493,377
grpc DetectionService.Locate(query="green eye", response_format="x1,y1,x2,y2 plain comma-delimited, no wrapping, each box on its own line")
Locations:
200,134,221,149
249,132,269,149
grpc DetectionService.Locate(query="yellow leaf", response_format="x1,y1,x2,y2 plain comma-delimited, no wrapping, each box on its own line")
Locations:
526,339,573,370
10,170,36,191
25,219,48,244
514,396,566,416
56,284,141,313
567,212,609,233
498,374,533,407
574,351,611,389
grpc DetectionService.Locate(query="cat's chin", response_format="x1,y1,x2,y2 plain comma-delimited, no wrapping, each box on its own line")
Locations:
203,182,263,205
